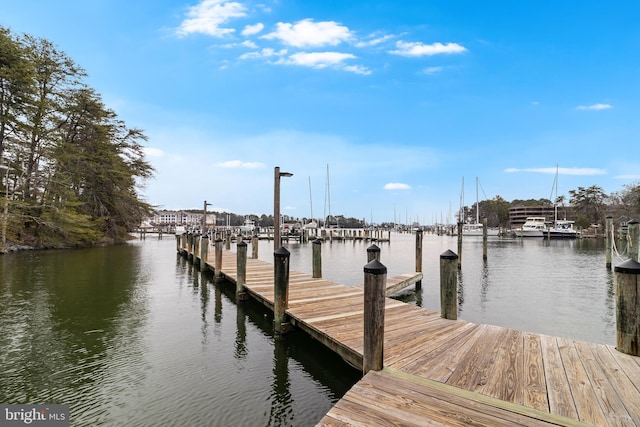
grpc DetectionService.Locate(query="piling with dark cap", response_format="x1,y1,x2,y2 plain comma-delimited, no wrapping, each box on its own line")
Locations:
629,220,639,262
367,244,380,262
312,238,322,278
273,247,291,334
614,259,640,356
236,241,248,300
200,234,209,272
440,249,459,320
363,259,387,374
214,238,223,281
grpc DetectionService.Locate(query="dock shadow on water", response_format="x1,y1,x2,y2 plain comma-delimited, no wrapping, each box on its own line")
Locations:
0,238,360,426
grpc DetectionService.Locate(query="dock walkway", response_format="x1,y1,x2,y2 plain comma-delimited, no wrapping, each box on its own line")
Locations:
185,246,640,426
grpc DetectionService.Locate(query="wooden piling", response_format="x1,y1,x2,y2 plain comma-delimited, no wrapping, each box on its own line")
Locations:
440,249,458,320
367,244,380,262
363,259,387,374
251,235,259,259
214,238,223,281
614,259,640,356
181,232,187,250
273,247,291,334
225,231,231,250
482,217,488,261
628,220,639,262
312,238,322,278
415,229,423,290
175,234,180,251
236,241,248,300
606,216,613,269
457,222,462,269
200,234,209,272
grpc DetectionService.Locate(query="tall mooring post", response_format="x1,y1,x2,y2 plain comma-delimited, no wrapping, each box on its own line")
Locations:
367,244,380,262
415,229,423,290
312,238,322,278
628,220,639,262
457,222,463,269
236,241,248,300
440,249,458,320
251,235,259,259
482,217,488,261
606,216,613,269
614,259,640,356
273,247,291,334
214,238,223,282
363,259,386,374
200,234,209,272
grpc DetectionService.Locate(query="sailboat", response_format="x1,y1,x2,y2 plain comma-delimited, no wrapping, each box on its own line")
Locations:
546,166,579,239
461,177,500,236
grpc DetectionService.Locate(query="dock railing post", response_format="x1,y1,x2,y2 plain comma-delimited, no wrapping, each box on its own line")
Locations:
415,229,423,290
606,216,613,269
628,220,639,262
367,244,380,262
175,234,180,252
273,247,291,334
482,217,488,261
181,232,187,251
363,259,387,374
457,222,463,269
251,234,259,259
236,241,248,300
312,238,322,278
614,259,640,356
200,234,209,271
214,238,223,282
440,250,458,320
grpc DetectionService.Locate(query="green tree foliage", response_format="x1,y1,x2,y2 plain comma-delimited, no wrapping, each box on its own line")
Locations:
0,27,153,248
568,185,608,225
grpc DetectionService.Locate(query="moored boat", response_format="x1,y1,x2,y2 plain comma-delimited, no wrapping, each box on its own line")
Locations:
514,216,546,237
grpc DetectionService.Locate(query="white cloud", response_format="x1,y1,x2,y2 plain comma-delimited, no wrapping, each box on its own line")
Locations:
217,160,265,169
615,174,640,180
423,66,443,74
344,64,372,75
262,19,353,47
242,22,264,36
389,41,467,57
355,33,394,48
143,147,164,157
277,51,356,69
384,183,412,190
177,0,246,37
576,103,612,111
505,167,607,176
240,48,287,60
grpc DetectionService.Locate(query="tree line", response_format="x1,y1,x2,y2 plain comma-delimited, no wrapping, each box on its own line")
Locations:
1,27,154,249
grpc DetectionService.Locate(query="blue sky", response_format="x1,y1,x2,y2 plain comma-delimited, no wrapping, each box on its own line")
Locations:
3,1,640,224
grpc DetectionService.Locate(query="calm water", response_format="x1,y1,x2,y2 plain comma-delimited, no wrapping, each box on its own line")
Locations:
0,233,620,426
0,239,360,426
257,232,617,345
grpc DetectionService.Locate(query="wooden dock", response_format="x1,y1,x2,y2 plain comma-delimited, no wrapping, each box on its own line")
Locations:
181,243,640,426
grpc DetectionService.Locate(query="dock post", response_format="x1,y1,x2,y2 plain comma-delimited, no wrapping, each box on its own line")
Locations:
367,244,380,262
273,247,292,334
628,220,639,262
606,216,613,269
194,234,201,266
440,250,458,320
236,241,248,300
457,222,463,269
363,259,387,374
312,238,322,278
614,259,640,356
214,238,223,282
181,232,187,250
226,231,231,250
482,217,488,261
251,234,259,259
200,234,209,271
175,234,180,252
415,229,423,290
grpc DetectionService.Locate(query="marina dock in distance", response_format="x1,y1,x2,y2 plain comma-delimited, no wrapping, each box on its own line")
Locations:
178,232,640,426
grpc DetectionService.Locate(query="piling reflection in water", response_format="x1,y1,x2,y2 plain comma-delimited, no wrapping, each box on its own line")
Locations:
0,239,360,426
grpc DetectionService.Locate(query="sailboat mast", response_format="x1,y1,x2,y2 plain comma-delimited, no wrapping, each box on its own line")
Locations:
308,176,313,222
476,177,479,224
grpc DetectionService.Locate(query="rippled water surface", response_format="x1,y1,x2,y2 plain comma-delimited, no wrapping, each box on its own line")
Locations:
0,239,360,426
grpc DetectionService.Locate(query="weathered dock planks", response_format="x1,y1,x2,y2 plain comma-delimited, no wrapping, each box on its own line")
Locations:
181,244,640,426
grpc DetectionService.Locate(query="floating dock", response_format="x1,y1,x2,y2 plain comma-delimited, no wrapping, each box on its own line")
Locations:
179,241,640,426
